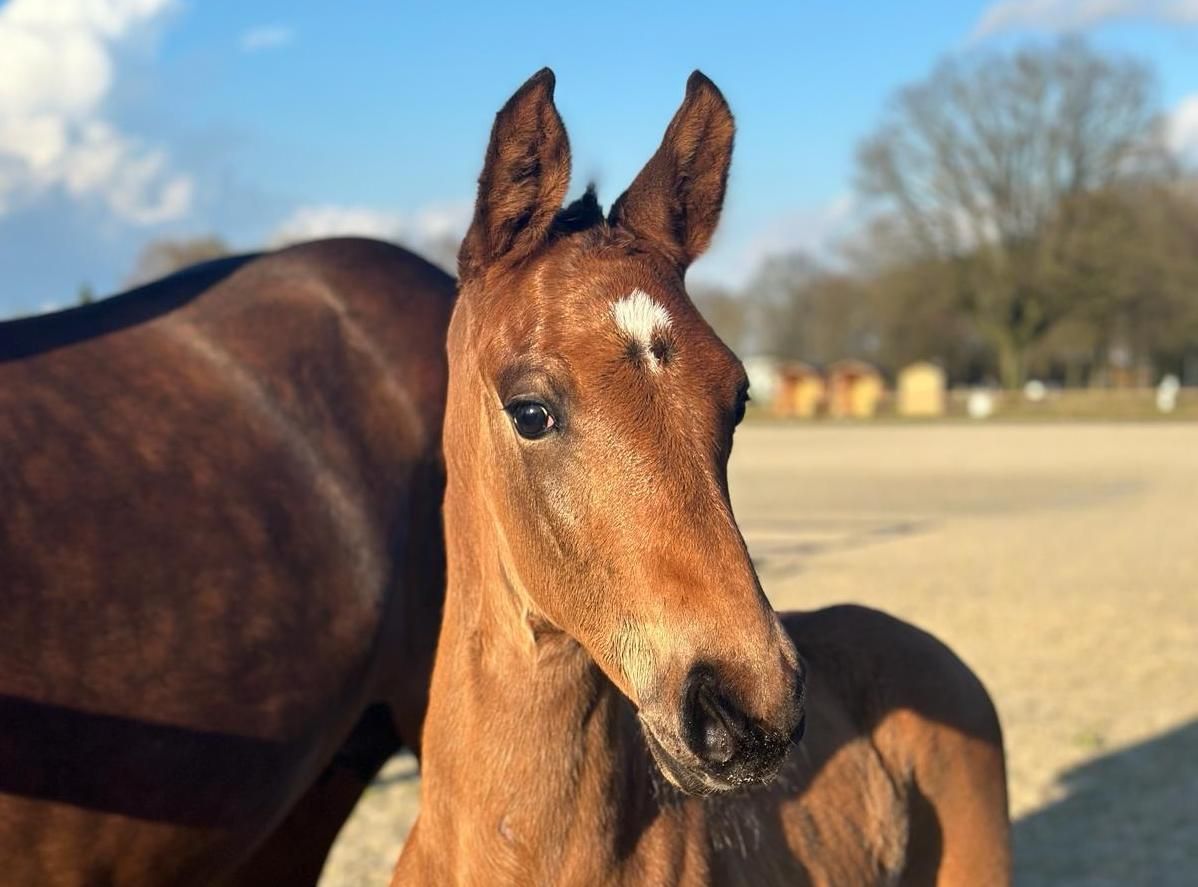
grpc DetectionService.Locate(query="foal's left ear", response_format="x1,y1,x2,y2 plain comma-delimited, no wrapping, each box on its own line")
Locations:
458,68,571,284
609,71,734,270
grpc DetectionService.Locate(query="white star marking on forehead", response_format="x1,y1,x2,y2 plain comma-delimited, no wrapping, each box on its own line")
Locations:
611,289,672,372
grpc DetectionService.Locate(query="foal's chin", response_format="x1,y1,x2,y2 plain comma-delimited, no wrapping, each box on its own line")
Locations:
638,716,795,797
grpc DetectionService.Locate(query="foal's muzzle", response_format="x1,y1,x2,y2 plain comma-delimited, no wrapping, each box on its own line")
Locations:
642,661,805,796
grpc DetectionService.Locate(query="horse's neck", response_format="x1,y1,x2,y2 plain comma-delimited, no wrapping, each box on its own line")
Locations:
408,538,689,883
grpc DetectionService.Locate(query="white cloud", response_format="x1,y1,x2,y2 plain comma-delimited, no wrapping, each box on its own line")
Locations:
1168,94,1198,160
239,24,294,53
269,203,471,262
971,0,1198,39
0,0,192,225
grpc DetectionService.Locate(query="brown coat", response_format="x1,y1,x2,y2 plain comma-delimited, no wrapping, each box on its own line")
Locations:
0,239,452,885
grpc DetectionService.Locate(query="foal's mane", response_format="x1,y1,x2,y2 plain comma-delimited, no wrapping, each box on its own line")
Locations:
553,184,607,235
551,185,648,260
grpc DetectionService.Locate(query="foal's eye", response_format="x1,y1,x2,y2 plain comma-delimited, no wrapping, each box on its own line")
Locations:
734,387,750,427
507,401,556,439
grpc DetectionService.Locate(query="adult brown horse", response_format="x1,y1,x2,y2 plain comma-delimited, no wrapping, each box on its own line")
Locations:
0,238,452,884
393,71,1010,885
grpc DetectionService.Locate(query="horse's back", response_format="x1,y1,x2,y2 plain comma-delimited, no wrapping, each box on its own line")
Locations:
777,605,1010,885
0,239,454,884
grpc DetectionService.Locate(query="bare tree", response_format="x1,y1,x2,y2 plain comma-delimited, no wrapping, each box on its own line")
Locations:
746,253,882,367
856,39,1170,387
1037,180,1198,382
126,235,231,287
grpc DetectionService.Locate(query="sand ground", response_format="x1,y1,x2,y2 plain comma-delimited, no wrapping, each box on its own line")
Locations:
320,423,1198,886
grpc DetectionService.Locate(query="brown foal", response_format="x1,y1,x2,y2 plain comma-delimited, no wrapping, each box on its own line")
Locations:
393,70,1010,886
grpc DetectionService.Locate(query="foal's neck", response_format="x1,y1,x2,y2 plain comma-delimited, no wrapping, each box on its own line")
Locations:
405,515,692,884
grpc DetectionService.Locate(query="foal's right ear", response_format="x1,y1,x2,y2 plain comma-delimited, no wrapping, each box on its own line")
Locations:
458,68,571,284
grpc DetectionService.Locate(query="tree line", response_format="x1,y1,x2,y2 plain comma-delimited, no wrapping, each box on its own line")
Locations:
126,40,1198,389
694,39,1198,389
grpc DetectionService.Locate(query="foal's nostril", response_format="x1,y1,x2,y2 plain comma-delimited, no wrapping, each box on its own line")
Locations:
683,671,744,766
695,688,737,764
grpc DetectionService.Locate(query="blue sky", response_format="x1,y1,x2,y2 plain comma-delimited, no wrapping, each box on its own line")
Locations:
1,0,1196,317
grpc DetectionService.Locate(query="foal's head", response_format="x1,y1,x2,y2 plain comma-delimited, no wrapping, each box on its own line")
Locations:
445,69,804,795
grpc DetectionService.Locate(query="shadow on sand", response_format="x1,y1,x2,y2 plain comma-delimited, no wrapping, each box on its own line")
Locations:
1013,718,1198,886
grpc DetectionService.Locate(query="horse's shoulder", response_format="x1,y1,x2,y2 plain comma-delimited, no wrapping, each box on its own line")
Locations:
780,605,1001,747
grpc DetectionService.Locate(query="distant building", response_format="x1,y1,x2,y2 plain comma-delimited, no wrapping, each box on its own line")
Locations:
827,360,884,419
897,361,947,418
774,361,825,418
742,356,782,409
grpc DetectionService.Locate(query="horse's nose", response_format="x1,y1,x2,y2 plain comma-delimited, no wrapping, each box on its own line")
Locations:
681,663,806,770
681,668,751,766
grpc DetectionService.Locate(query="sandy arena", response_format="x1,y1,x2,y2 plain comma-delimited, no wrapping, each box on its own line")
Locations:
320,423,1198,886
